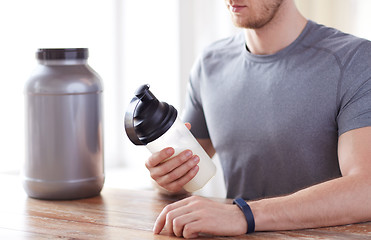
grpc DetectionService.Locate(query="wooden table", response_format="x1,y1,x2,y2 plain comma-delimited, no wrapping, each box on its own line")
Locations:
0,174,370,239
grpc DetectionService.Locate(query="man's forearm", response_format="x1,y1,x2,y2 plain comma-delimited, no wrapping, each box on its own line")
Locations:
250,174,371,231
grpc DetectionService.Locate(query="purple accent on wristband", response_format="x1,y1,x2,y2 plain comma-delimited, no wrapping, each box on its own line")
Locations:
233,198,255,234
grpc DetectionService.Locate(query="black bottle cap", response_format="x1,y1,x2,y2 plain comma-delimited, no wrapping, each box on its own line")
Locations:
36,48,88,60
124,84,177,145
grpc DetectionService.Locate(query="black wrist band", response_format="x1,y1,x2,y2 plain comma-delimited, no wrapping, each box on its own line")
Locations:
233,198,255,234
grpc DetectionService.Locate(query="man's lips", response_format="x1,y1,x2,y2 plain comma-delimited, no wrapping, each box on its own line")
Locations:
229,4,246,13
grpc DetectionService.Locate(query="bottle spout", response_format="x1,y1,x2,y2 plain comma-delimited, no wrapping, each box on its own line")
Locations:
135,84,156,102
135,84,149,96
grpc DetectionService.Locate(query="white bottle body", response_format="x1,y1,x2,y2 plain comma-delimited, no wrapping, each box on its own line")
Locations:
146,117,216,192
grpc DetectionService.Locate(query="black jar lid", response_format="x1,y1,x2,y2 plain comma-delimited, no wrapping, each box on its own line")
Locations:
36,48,88,60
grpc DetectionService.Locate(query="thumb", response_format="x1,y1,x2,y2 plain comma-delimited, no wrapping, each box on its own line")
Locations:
185,122,191,130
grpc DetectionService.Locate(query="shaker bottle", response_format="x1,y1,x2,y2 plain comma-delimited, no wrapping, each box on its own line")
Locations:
23,48,104,200
124,84,216,192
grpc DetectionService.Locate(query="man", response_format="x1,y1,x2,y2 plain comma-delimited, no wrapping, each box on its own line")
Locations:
145,0,371,238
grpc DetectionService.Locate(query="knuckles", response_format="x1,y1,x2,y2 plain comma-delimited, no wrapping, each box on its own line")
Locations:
145,157,157,169
188,195,204,204
163,170,178,182
149,171,159,180
172,218,183,237
162,196,210,238
183,224,196,239
163,203,175,214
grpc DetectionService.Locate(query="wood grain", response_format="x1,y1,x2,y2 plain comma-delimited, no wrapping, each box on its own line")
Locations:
0,174,370,239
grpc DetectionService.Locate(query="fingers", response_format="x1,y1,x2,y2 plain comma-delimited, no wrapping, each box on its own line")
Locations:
153,202,173,234
185,122,191,130
182,221,201,239
146,147,174,168
154,196,207,237
153,196,247,238
146,147,200,193
159,165,199,193
153,196,198,235
155,154,199,186
149,150,193,176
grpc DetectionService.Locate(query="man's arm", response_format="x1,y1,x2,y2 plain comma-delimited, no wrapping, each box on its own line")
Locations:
250,126,371,230
153,127,371,237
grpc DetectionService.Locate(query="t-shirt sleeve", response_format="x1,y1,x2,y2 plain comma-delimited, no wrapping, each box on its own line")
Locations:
181,55,210,139
337,41,371,136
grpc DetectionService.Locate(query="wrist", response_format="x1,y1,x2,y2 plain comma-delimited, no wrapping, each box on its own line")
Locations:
249,198,272,232
233,198,255,234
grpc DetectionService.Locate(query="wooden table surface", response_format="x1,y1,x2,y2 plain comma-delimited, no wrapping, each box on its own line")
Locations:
0,174,370,239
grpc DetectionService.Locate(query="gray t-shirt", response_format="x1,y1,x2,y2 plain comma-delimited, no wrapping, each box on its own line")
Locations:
182,20,371,200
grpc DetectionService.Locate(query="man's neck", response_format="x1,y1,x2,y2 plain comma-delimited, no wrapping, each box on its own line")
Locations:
244,1,307,55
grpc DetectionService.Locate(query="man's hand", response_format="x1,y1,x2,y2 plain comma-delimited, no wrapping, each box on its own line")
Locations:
145,123,200,194
145,147,200,194
153,196,247,238
145,122,216,195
